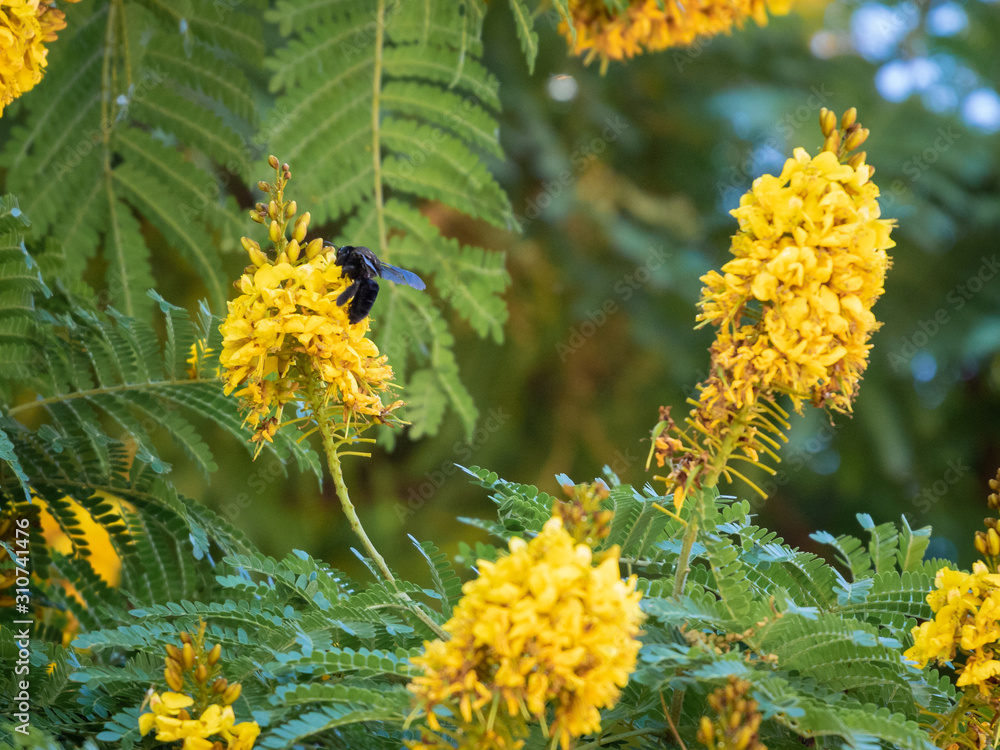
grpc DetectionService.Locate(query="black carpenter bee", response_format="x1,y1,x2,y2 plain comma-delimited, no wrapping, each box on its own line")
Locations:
328,243,426,324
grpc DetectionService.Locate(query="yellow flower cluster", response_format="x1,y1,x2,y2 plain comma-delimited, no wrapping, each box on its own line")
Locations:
220,159,400,451
558,0,790,71
651,109,892,508
905,562,1000,693
139,693,259,750
408,517,643,750
698,147,894,415
697,676,767,750
140,624,258,749
0,0,79,117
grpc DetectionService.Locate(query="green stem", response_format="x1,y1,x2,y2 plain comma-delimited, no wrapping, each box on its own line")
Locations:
307,383,448,640
310,392,395,585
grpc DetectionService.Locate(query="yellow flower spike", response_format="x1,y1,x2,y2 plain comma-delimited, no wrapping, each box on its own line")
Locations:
557,0,790,70
409,518,643,749
220,164,403,450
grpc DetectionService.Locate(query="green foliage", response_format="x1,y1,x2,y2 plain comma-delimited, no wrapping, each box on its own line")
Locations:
0,0,260,319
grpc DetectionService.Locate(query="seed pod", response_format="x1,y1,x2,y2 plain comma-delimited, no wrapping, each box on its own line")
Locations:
182,643,195,670
305,238,323,260
268,155,280,169
165,667,184,692
841,107,858,130
222,682,242,705
207,644,222,666
213,677,228,693
286,239,301,262
194,663,208,684
820,108,837,137
269,220,281,244
285,201,297,218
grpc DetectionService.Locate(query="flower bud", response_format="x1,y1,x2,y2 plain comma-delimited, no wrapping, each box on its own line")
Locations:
844,126,869,152
165,656,182,674
222,683,242,705
194,663,208,684
820,108,837,137
847,151,867,169
976,532,988,556
240,236,261,255
166,644,181,661
268,155,280,169
213,677,228,693
249,210,265,224
286,239,301,262
293,212,310,243
305,237,323,259
182,642,195,670
179,631,192,645
257,181,270,193
269,220,281,244
276,251,289,265
823,130,841,154
285,201,297,218
249,246,269,268
177,709,191,722
988,528,1000,557
841,107,857,130
986,517,997,529
165,668,184,692
207,643,222,665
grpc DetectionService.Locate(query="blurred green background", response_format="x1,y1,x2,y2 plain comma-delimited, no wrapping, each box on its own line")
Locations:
9,0,1000,579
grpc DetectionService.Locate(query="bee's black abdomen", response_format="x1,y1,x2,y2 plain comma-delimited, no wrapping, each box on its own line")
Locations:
347,278,380,324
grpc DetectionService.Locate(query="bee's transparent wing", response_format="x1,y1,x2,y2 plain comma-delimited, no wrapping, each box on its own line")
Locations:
380,263,426,290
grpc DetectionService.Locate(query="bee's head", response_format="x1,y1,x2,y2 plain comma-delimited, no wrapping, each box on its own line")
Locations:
327,243,353,266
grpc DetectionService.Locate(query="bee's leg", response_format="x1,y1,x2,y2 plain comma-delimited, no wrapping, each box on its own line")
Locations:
337,279,360,306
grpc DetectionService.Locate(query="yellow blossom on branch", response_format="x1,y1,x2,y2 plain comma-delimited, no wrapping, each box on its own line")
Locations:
905,561,1000,693
139,624,258,750
219,158,402,452
0,0,80,117
650,108,893,508
408,517,643,750
558,0,791,71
